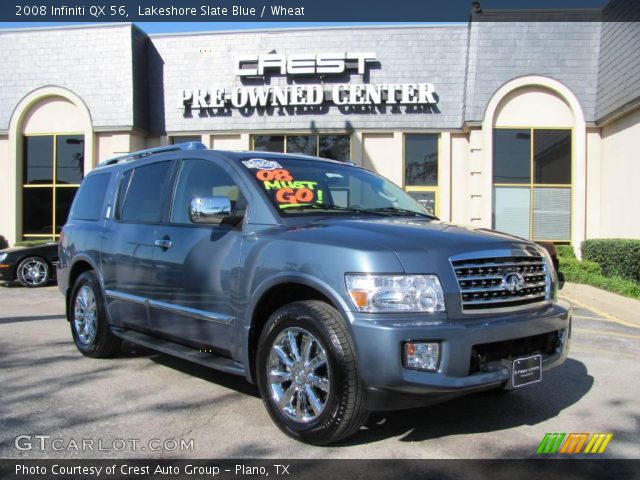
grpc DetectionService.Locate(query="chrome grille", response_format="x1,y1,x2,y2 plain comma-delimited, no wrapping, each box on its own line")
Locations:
452,255,548,311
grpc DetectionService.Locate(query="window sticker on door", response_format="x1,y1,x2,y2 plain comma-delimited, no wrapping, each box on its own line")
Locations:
242,159,283,170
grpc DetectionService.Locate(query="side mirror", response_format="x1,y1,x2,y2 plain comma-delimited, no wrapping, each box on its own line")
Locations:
189,196,232,224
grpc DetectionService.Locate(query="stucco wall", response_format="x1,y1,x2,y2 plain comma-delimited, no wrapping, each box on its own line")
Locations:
599,107,640,239
0,136,9,242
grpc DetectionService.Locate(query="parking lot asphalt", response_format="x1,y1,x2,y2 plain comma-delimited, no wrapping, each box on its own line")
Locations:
0,283,638,459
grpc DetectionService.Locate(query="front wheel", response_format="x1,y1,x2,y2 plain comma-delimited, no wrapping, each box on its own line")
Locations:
17,256,50,287
256,300,368,445
69,271,121,358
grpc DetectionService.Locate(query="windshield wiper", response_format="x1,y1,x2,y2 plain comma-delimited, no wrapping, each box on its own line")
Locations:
369,207,439,220
279,204,389,216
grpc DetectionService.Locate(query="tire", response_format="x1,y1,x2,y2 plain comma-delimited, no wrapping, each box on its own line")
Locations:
256,300,368,445
17,256,50,288
69,271,121,358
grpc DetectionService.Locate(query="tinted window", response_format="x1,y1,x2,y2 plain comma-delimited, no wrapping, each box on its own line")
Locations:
319,135,350,162
493,129,531,184
22,188,52,234
534,130,571,184
56,188,78,231
405,134,438,186
120,162,172,223
56,135,84,184
171,159,246,224
70,174,110,221
286,136,317,156
254,135,285,152
170,135,201,145
24,136,54,184
115,169,132,219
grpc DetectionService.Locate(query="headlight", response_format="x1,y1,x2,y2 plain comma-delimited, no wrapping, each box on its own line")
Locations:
345,274,446,313
0,253,7,263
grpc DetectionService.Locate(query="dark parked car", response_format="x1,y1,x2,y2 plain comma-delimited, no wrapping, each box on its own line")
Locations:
58,142,571,445
0,242,58,287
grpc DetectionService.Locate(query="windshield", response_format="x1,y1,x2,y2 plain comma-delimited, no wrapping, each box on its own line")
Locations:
241,157,433,218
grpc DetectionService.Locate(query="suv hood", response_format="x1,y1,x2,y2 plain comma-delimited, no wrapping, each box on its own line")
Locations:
288,217,538,272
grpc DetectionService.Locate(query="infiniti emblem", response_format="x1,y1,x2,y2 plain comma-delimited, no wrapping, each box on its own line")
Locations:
503,272,525,293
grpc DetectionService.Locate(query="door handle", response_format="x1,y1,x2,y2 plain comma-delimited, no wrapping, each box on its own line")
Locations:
154,238,172,249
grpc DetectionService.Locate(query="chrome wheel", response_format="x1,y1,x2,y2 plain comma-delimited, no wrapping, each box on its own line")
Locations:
267,327,331,424
74,286,97,345
18,258,48,287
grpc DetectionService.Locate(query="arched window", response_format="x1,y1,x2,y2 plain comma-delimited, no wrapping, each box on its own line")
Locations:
20,96,87,239
491,86,575,242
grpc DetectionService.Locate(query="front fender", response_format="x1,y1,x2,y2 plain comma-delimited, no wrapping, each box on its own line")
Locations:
241,272,359,383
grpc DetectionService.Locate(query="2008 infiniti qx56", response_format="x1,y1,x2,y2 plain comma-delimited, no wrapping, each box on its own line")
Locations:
58,142,571,445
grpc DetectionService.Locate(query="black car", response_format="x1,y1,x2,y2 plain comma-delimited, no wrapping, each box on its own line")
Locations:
0,242,58,287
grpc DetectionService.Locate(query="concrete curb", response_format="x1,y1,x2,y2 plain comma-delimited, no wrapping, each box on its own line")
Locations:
559,282,640,328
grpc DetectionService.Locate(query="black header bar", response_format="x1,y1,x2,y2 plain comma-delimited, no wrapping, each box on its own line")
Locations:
1,459,639,480
3,0,639,24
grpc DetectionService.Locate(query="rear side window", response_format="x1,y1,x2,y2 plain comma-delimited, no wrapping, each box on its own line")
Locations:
119,161,172,223
70,173,111,221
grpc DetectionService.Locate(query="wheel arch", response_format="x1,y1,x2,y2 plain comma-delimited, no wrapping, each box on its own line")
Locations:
244,274,355,384
65,256,101,322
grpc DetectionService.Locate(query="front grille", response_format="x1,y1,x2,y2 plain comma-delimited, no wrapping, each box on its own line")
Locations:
452,255,548,311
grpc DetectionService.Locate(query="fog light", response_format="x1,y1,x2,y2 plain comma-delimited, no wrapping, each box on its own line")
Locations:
403,342,440,371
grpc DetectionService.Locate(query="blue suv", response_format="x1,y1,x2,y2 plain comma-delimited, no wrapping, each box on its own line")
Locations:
58,142,571,445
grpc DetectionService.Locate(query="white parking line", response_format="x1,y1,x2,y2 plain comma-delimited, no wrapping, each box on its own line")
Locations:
561,296,640,329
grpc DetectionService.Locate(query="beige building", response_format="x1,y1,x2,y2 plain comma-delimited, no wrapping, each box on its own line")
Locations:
1,7,639,254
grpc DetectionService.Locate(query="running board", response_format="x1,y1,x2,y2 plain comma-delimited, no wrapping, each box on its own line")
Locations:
111,327,245,377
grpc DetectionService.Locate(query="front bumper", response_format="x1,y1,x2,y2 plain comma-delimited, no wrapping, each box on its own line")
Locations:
350,300,571,410
0,264,16,282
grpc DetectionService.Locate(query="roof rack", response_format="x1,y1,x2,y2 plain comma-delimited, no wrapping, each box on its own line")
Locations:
97,141,207,168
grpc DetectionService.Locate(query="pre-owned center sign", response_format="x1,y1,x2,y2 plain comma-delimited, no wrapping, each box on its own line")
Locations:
178,52,438,111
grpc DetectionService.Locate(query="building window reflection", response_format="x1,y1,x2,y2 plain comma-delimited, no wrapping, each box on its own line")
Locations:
22,134,84,239
404,134,439,216
252,134,351,162
493,128,572,242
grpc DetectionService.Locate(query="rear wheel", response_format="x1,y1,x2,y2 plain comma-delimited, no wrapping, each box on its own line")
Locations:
256,300,368,445
69,271,121,357
17,256,50,288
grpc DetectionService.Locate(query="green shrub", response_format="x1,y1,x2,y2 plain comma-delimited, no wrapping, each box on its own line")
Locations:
556,245,576,260
557,244,640,300
582,239,640,283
